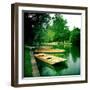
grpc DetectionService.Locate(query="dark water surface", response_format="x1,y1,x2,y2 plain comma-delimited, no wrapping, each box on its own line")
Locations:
36,46,80,76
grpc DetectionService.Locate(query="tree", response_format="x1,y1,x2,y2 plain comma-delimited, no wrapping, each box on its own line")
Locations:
70,27,80,47
24,13,71,45
24,13,51,45
49,14,70,42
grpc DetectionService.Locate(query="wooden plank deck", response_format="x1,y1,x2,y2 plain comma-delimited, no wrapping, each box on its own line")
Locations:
30,51,40,77
34,53,66,65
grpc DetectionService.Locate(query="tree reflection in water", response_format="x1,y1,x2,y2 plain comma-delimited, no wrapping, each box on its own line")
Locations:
36,46,80,76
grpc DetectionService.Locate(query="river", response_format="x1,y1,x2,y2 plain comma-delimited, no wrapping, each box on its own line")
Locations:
36,46,80,76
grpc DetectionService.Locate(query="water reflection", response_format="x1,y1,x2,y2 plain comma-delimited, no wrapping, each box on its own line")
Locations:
36,46,80,76
71,46,80,63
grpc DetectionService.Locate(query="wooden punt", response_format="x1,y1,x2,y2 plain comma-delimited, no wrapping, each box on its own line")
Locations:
34,48,65,53
34,53,66,65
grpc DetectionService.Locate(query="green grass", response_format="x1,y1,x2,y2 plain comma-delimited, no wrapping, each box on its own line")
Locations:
24,48,32,77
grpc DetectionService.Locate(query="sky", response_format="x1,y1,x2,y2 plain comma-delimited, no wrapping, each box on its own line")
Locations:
62,14,81,30
50,14,81,31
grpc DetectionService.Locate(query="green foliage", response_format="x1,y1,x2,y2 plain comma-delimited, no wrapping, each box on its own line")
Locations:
24,13,51,45
48,14,70,42
70,27,80,47
24,13,80,47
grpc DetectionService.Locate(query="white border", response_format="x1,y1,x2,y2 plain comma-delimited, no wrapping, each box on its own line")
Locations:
18,6,86,84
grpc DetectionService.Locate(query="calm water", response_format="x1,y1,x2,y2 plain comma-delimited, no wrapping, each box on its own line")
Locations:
36,46,80,76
